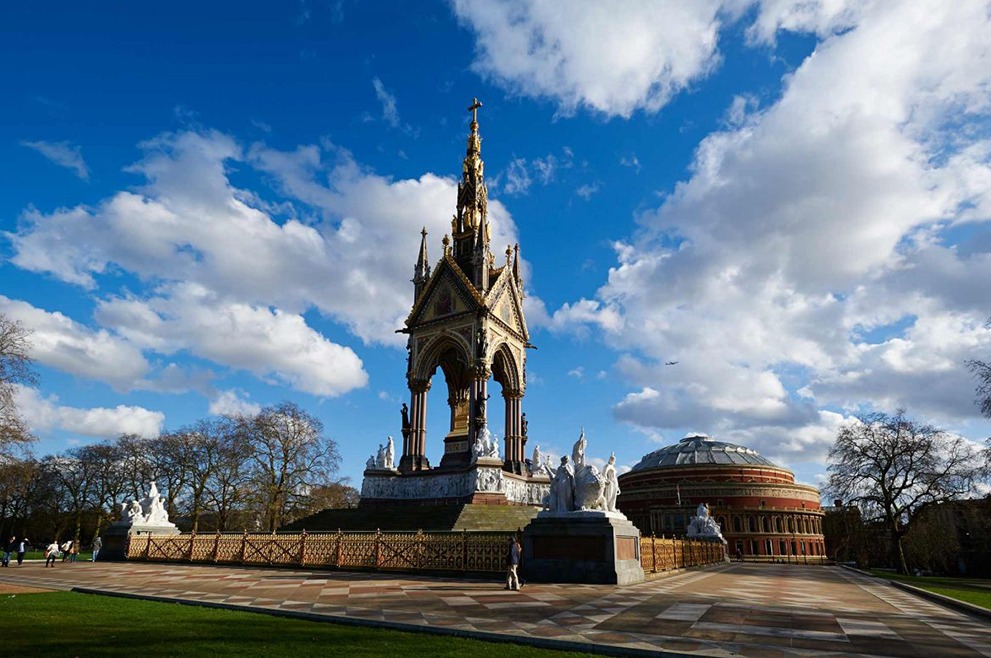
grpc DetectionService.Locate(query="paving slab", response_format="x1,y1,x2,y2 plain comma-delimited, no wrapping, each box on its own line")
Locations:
1,561,989,657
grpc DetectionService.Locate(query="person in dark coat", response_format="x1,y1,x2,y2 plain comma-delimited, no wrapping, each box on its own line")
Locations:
504,536,523,591
2,536,15,567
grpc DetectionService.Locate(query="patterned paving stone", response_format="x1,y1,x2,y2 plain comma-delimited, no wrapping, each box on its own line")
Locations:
2,561,989,657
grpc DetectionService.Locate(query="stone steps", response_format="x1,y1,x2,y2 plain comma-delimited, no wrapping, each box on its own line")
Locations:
282,503,541,533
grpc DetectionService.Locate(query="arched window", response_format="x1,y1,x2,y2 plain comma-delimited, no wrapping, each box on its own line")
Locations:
733,516,742,533
775,517,782,533
748,516,756,533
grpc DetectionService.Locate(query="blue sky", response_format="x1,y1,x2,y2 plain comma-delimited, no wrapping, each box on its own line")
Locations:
3,1,991,492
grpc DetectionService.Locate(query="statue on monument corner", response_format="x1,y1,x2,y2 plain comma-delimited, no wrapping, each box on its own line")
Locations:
376,443,386,468
603,453,620,513
385,436,395,469
531,444,542,471
401,402,410,441
521,412,528,440
548,456,575,512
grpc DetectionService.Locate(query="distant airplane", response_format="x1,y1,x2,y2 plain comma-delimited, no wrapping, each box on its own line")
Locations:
665,361,679,366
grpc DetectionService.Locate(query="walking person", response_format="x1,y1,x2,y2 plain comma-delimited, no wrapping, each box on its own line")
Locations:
61,539,72,563
2,536,14,567
504,535,523,591
16,537,28,565
69,542,79,563
92,536,102,562
45,540,59,567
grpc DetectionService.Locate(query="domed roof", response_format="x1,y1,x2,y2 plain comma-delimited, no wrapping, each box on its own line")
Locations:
629,433,777,472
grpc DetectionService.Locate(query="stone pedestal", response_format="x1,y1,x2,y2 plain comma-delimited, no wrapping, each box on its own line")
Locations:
97,522,180,562
522,512,645,585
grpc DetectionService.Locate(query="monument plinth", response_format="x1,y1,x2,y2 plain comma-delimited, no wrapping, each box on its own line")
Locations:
524,512,644,585
521,430,644,584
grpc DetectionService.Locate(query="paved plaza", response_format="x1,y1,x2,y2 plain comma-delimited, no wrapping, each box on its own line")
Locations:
2,561,989,657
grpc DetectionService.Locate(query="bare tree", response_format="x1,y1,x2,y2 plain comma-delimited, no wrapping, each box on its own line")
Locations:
204,422,252,531
77,442,130,538
827,411,984,574
0,314,36,453
237,402,341,532
967,357,991,419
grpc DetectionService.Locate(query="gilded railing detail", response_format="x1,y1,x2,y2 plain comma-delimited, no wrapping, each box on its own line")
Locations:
638,536,726,573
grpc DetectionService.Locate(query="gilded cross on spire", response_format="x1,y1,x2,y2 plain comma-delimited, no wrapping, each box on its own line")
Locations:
468,97,482,124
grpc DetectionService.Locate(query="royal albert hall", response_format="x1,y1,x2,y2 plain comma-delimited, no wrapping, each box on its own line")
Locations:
617,434,826,561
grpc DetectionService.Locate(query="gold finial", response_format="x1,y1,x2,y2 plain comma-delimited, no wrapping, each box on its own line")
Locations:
506,245,513,262
442,233,451,254
468,97,482,125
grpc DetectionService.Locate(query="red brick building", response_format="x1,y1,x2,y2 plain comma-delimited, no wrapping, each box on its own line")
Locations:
617,434,826,561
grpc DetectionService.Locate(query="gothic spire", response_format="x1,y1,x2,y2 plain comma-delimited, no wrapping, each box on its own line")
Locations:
454,98,490,287
412,226,430,300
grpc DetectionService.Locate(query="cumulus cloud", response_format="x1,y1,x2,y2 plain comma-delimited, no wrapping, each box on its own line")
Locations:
21,140,90,180
16,386,164,439
0,295,149,390
7,126,526,398
95,283,368,397
551,1,991,460
452,0,724,117
208,389,262,417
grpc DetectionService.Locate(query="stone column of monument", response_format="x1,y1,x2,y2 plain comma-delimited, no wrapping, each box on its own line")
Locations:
502,388,525,474
400,379,431,472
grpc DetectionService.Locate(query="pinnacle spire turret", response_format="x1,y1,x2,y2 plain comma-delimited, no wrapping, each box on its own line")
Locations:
454,97,491,290
413,227,431,300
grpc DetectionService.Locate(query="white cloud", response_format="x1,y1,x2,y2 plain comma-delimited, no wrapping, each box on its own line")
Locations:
372,77,400,128
0,295,149,390
7,128,529,399
552,0,991,460
746,0,869,45
208,389,262,417
95,283,368,397
21,140,90,180
502,157,532,195
453,0,724,117
575,182,599,200
16,386,164,439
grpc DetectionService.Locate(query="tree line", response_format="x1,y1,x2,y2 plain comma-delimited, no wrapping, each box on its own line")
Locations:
0,401,358,548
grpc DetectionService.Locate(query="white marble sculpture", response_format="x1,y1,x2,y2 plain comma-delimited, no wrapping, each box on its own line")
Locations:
687,503,725,541
117,481,175,528
548,456,574,512
384,436,395,469
541,429,624,516
604,453,620,512
471,424,500,461
531,444,543,471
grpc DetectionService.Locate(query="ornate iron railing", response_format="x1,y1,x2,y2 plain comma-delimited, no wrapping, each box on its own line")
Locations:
126,530,728,575
639,535,727,573
126,529,515,574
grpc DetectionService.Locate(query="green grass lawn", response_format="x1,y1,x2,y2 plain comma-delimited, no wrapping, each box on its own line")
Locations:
869,570,991,610
0,591,596,657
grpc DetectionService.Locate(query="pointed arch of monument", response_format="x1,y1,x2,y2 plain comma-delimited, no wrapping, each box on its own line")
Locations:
414,332,473,384
490,340,526,473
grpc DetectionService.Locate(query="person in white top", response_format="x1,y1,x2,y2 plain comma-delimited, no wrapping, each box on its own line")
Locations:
45,540,59,567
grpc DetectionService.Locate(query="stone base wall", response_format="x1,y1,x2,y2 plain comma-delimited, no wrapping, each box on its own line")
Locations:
361,462,550,507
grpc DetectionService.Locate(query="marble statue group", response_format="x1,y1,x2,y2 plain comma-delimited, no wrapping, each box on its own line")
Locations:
119,481,173,527
471,424,500,460
687,502,726,542
367,436,396,470
544,429,621,514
